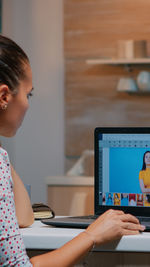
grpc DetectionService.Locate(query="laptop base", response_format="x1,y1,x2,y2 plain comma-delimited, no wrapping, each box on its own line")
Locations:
42,214,150,231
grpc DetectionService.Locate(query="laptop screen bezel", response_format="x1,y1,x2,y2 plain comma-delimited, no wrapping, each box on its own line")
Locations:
95,127,150,217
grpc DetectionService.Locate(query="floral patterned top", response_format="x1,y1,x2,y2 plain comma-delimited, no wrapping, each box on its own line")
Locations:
0,147,32,266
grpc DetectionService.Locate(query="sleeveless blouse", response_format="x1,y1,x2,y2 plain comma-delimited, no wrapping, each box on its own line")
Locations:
0,147,32,266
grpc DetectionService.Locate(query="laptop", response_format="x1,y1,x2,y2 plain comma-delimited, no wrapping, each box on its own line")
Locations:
42,127,150,231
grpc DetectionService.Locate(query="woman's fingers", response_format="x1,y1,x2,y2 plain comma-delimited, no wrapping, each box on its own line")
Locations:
122,221,145,231
118,213,140,224
103,210,140,225
87,209,145,246
122,229,140,236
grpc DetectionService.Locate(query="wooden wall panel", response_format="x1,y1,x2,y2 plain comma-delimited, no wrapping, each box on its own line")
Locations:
64,0,150,170
64,0,150,58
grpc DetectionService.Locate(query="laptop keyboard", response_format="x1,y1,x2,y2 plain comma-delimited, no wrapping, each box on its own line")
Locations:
137,216,150,222
70,215,150,222
68,215,150,230
137,216,150,225
70,215,98,220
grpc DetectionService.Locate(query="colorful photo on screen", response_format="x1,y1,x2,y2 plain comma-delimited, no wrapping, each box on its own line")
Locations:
105,192,113,206
113,193,121,206
129,193,136,206
137,194,143,206
121,193,129,206
109,148,150,194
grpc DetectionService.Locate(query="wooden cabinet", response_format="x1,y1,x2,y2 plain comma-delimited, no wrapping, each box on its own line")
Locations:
46,176,94,216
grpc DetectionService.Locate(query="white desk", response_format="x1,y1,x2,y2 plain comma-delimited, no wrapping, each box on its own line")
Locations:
21,220,150,252
21,221,83,250
21,221,150,266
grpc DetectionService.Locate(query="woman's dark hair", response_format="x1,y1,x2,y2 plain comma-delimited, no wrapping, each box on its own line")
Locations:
142,151,150,170
0,35,29,93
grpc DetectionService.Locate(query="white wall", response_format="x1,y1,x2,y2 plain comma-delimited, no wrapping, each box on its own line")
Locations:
1,0,65,203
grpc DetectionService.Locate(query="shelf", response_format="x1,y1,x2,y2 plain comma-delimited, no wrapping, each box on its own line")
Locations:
118,90,150,95
45,176,94,186
86,57,150,95
86,58,150,65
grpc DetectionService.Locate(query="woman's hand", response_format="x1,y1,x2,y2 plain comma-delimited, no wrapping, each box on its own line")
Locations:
86,209,145,246
139,179,150,193
30,209,145,267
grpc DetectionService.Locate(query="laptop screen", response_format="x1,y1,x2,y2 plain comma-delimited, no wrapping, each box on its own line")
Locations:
95,127,150,217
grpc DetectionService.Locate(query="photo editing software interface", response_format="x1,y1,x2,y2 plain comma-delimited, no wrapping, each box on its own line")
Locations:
98,133,150,207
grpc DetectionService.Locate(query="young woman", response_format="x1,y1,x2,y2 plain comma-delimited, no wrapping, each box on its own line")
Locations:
139,151,150,194
0,35,145,267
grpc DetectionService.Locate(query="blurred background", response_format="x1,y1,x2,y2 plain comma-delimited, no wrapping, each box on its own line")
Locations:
1,0,150,211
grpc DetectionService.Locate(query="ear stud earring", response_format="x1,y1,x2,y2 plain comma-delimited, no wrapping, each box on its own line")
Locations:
1,104,8,110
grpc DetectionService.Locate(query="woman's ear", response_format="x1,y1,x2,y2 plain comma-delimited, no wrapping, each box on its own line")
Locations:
0,84,11,108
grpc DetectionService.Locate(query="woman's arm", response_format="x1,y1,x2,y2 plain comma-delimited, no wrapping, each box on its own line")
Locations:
11,164,34,227
30,209,144,267
139,179,150,193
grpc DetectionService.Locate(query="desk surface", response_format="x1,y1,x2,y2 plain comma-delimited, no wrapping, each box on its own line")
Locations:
21,221,150,252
